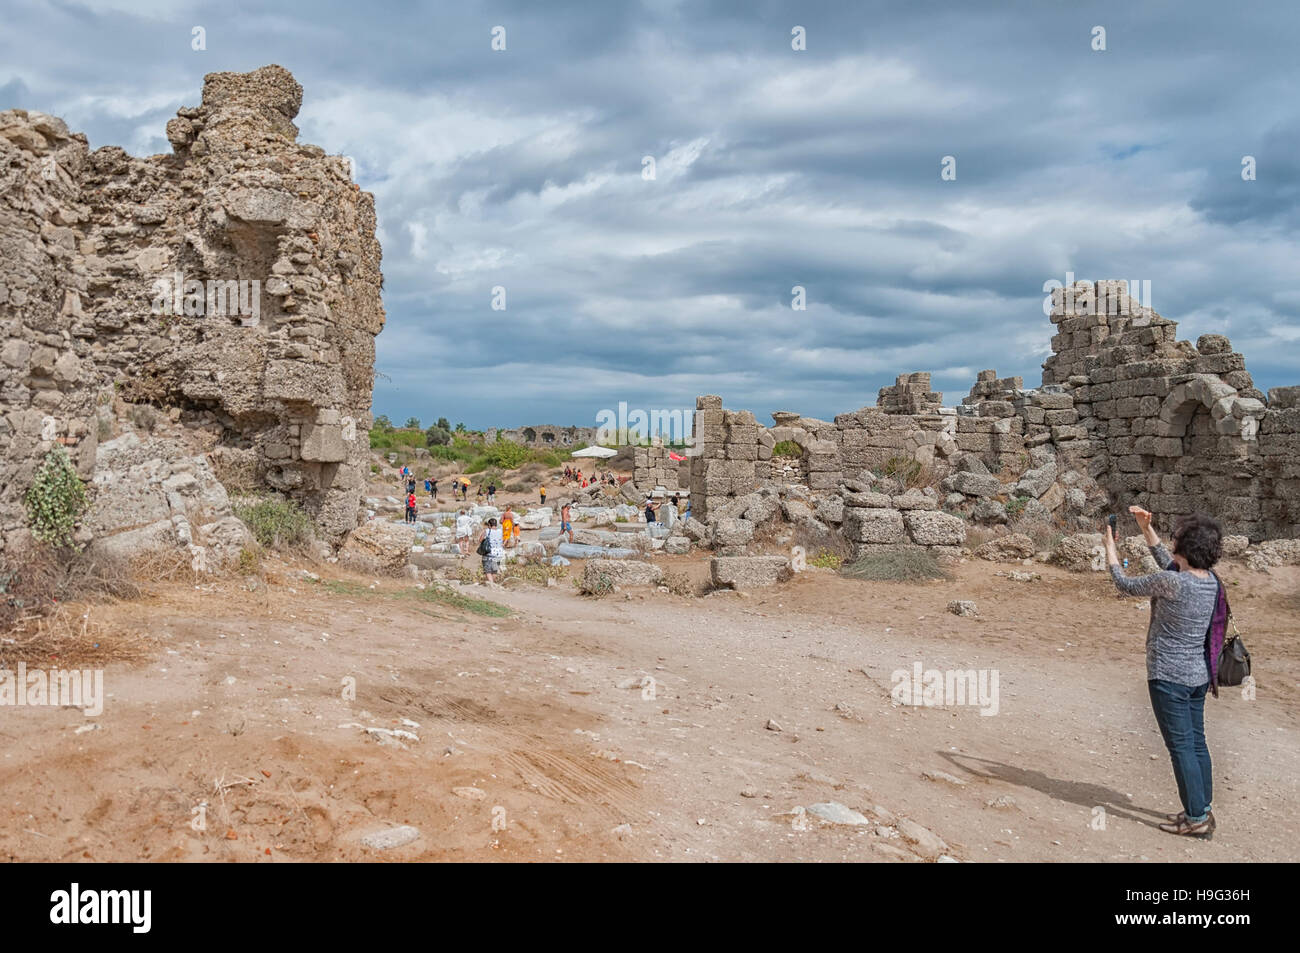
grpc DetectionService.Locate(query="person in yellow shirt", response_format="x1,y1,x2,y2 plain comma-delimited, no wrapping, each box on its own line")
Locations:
500,505,516,548
539,484,547,505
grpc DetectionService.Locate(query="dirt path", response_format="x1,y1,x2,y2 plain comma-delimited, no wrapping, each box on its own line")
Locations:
2,555,1295,862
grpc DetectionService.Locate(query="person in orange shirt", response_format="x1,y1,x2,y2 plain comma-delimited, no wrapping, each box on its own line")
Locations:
501,505,516,548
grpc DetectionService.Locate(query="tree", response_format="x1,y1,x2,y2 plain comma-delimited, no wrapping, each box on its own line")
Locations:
436,417,450,432
373,414,393,432
425,425,451,447
404,416,421,430
455,422,466,433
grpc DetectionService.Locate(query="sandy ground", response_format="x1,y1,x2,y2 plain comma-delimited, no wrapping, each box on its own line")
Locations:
2,524,1295,862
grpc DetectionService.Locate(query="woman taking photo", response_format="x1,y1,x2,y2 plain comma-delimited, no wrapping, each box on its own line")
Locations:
1105,505,1223,839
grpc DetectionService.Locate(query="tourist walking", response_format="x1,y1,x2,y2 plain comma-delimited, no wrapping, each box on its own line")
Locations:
478,517,505,584
455,507,473,556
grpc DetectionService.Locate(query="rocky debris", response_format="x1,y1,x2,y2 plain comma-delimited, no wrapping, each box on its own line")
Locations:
814,496,844,524
764,718,783,732
843,507,905,544
712,517,754,548
663,535,691,555
1119,535,1161,573
556,542,639,560
338,520,420,575
710,555,792,590
1013,460,1058,500
1221,535,1250,558
973,533,1038,562
1004,569,1040,582
941,471,1003,499
896,818,949,859
1245,538,1300,572
86,432,252,566
892,488,938,511
921,770,967,787
359,825,420,850
947,600,978,617
1050,533,1105,572
806,802,871,826
581,558,663,589
902,510,966,547
971,499,1008,524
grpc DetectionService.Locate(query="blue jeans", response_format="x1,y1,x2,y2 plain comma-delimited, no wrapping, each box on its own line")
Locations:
1148,679,1212,822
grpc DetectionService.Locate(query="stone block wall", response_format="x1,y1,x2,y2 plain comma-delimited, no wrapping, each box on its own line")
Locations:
688,395,770,519
632,443,684,490
877,372,942,415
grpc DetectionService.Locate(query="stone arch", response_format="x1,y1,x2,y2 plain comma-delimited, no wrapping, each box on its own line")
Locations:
522,427,537,443
1157,375,1263,443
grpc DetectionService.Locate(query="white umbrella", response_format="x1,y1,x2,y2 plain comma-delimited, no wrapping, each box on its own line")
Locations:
570,445,618,458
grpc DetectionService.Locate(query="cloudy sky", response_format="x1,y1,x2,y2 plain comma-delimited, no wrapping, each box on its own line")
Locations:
3,0,1298,431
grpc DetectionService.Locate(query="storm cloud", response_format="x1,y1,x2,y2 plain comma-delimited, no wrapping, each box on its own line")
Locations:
3,0,1297,428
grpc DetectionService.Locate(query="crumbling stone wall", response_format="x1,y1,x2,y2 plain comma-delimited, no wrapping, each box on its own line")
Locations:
688,396,772,519
0,65,384,557
632,443,685,490
688,280,1297,543
491,424,596,448
1042,280,1295,539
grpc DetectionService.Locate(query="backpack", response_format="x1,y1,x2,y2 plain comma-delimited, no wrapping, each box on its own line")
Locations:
476,534,492,557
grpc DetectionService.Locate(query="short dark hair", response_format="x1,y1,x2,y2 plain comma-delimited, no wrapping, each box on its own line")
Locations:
1172,513,1222,570
486,518,498,527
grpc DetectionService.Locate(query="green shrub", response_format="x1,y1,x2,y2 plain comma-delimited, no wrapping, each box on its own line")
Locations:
233,496,313,549
1005,496,1030,520
428,444,472,463
24,446,89,548
772,440,802,459
424,425,452,447
479,439,531,471
842,546,949,582
369,428,426,450
237,546,262,575
415,583,511,617
809,549,843,569
880,455,922,485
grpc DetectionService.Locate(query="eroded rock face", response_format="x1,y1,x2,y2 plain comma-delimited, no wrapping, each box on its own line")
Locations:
0,65,384,558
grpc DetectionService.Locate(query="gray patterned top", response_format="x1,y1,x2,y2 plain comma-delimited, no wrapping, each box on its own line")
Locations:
1109,544,1217,686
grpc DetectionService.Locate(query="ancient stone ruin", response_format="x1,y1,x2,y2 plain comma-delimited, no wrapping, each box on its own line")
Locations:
678,278,1299,557
1,65,384,562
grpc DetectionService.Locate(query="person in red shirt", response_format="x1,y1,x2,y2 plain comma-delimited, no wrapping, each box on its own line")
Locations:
405,492,417,524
